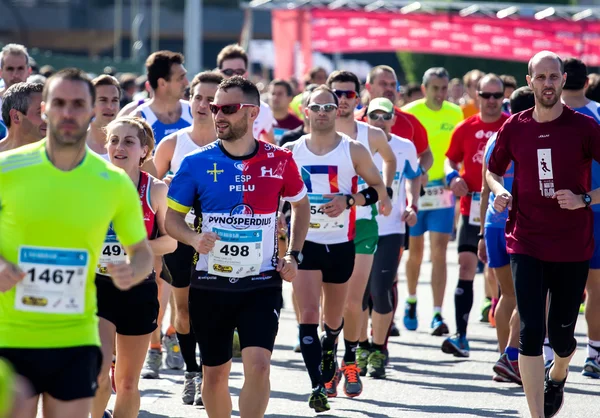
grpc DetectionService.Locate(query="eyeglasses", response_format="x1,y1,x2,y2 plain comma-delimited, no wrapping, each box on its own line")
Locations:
368,112,393,121
209,103,257,115
478,92,504,100
307,103,338,113
333,89,358,99
220,68,246,77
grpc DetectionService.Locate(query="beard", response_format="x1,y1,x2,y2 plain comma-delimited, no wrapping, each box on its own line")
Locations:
310,118,336,134
338,108,354,119
535,86,562,109
48,120,88,147
219,114,248,142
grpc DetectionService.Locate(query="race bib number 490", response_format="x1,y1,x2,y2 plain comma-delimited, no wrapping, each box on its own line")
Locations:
208,228,262,278
308,193,345,231
15,246,88,314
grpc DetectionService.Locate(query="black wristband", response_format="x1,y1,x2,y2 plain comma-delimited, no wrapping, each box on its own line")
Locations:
359,186,379,206
386,187,393,199
477,233,484,240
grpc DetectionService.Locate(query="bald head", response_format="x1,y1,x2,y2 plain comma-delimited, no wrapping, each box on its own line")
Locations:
528,51,564,77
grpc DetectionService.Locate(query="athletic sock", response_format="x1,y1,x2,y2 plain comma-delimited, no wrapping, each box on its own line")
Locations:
358,339,371,350
543,338,554,363
454,279,474,337
587,339,600,359
322,321,343,352
504,346,519,362
166,325,177,336
150,343,162,352
343,339,359,364
433,306,442,316
406,295,417,304
177,332,200,372
371,343,385,353
299,324,323,387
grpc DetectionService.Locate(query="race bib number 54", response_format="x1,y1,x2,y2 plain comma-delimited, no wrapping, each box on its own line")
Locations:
15,246,88,314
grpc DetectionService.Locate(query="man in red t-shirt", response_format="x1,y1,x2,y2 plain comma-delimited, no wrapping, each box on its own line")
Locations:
356,65,432,170
442,74,509,358
488,51,600,418
268,79,303,145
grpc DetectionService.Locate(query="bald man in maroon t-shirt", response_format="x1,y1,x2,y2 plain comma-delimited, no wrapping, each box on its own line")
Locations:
487,50,600,418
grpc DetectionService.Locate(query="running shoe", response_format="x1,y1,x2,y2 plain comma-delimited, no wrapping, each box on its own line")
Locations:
356,346,370,377
492,374,511,383
403,300,418,331
110,359,116,393
321,349,337,384
102,411,113,418
163,334,185,370
389,322,400,337
308,384,330,413
341,361,363,397
324,373,338,398
545,359,554,371
544,363,567,418
480,299,492,323
431,313,449,336
367,350,387,379
441,334,470,358
194,372,203,406
141,349,162,379
493,353,522,385
580,303,586,314
182,371,198,405
488,305,496,328
232,329,242,358
582,357,600,379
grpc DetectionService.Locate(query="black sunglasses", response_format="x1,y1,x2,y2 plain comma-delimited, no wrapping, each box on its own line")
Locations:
333,89,358,99
221,68,246,77
478,92,504,99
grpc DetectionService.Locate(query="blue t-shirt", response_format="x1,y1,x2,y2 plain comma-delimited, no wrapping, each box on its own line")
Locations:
138,100,193,146
0,120,6,140
573,102,600,213
484,132,514,228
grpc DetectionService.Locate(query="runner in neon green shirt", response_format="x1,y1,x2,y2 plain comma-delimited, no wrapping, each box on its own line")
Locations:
401,67,463,337
0,68,153,418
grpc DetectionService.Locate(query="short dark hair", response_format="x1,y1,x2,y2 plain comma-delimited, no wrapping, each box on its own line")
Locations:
477,73,504,91
218,76,260,106
563,58,588,91
509,86,535,114
308,66,327,82
423,67,450,86
217,44,248,69
145,50,184,90
2,82,43,129
500,74,517,90
308,85,339,107
190,71,224,94
270,79,293,97
405,82,421,98
92,74,122,100
326,70,361,94
43,67,95,104
586,73,600,102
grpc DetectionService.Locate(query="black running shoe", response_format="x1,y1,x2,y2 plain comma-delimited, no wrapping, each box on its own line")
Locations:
544,364,567,418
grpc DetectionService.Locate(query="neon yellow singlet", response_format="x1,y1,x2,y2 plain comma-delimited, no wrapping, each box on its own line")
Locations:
0,140,147,349
402,99,464,181
0,358,14,418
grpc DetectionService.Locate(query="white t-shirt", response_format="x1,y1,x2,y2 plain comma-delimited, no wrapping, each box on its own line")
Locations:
253,100,275,139
374,134,420,235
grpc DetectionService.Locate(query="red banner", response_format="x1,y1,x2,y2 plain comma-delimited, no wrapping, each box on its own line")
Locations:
311,10,600,66
272,10,313,82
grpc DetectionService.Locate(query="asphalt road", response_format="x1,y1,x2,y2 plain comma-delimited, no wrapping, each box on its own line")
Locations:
102,238,598,418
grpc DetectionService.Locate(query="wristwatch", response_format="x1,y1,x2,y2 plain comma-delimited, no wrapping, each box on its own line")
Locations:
583,193,592,207
345,194,355,209
285,250,303,265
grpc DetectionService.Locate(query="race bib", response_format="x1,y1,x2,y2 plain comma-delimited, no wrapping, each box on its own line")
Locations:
96,235,127,275
208,228,262,278
419,186,454,211
360,173,401,203
469,193,481,226
15,246,88,314
185,207,196,230
308,193,345,231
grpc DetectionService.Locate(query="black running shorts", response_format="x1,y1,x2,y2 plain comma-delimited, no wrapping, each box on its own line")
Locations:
299,240,355,284
189,285,283,367
164,242,196,288
0,346,102,401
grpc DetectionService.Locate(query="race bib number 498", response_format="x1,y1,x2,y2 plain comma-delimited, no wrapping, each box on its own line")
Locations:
208,228,263,278
15,246,88,314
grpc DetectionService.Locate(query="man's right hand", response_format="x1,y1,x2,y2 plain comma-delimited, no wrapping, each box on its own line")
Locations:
0,259,25,292
494,192,513,212
450,176,469,197
190,232,219,254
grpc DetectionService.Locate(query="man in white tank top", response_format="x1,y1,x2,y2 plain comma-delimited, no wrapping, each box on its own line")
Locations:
327,71,395,388
151,71,221,405
86,75,120,160
283,86,389,412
